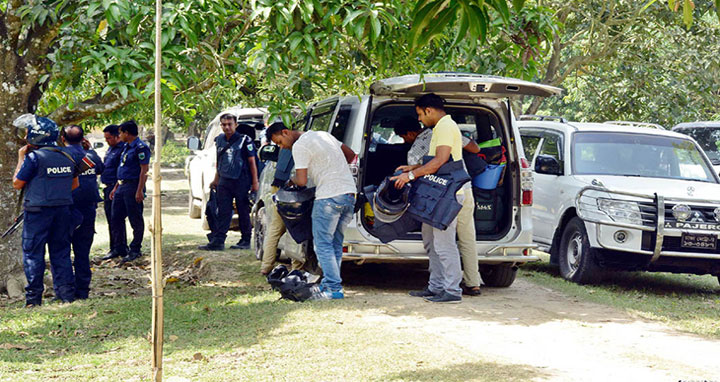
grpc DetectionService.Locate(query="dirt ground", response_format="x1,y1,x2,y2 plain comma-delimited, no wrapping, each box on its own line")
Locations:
8,168,720,381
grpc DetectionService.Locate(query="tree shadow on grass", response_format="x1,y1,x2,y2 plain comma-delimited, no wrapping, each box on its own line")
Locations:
381,360,549,382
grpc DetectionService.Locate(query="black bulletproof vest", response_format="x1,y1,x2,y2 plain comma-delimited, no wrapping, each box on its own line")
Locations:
363,184,421,243
406,158,470,230
24,148,75,209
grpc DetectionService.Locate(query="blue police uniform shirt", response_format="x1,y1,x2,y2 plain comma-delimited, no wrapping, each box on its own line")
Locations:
215,132,255,181
16,147,75,209
66,144,104,204
101,141,125,185
118,137,151,180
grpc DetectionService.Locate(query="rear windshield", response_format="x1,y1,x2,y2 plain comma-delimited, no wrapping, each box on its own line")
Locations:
572,132,718,183
674,126,720,165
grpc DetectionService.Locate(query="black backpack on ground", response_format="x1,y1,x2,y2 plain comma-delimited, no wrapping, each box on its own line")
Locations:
266,265,315,302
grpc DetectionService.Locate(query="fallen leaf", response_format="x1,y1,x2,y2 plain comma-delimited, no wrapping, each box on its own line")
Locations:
183,301,198,306
193,257,203,266
103,310,117,314
169,335,178,342
166,277,180,284
203,306,213,313
193,352,205,361
88,311,98,319
17,331,29,337
1,343,29,350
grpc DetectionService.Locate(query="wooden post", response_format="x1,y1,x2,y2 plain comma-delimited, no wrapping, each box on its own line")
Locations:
151,0,164,381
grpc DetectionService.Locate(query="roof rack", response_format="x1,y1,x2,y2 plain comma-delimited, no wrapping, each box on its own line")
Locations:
518,114,567,123
603,121,665,129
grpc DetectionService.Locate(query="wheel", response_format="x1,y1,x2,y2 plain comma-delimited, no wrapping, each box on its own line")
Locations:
188,180,201,219
480,265,517,287
558,217,603,284
252,206,266,261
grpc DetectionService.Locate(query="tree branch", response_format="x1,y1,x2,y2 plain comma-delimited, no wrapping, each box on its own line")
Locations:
49,96,137,126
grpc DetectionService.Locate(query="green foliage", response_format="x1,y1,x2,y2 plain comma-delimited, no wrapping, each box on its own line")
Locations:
160,139,192,167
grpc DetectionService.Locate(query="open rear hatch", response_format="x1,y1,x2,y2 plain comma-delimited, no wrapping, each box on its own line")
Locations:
370,73,563,100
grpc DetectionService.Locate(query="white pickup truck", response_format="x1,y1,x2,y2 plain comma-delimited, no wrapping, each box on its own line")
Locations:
518,117,720,285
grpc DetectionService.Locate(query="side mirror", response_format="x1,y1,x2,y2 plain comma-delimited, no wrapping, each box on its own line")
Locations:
93,141,104,149
259,144,280,162
535,154,563,175
187,136,201,151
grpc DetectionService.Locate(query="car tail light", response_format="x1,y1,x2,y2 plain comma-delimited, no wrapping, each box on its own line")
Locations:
520,158,533,206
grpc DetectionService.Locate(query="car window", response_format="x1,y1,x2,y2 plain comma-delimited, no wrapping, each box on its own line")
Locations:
539,133,562,161
306,100,339,132
520,133,541,161
330,105,352,144
204,121,221,150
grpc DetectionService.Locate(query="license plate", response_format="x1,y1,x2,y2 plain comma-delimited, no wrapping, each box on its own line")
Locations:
680,233,717,250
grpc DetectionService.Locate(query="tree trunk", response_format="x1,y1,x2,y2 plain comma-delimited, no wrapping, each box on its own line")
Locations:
0,88,30,298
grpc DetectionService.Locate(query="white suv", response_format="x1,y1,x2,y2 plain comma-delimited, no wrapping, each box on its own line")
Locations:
518,117,720,284
185,106,266,228
252,73,561,287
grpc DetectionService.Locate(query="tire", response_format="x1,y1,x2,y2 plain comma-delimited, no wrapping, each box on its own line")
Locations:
188,181,201,218
480,265,517,287
558,217,603,284
252,206,266,261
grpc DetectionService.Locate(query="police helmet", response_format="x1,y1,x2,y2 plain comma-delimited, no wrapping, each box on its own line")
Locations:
373,176,411,223
273,186,316,221
13,114,59,146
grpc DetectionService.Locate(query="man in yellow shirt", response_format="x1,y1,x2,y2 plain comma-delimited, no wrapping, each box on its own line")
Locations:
392,93,465,303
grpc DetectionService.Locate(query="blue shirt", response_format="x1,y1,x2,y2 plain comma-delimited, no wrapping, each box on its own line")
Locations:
66,144,104,204
118,137,151,180
101,141,125,185
215,132,255,181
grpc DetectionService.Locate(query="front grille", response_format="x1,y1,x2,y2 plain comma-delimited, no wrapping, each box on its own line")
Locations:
664,203,719,224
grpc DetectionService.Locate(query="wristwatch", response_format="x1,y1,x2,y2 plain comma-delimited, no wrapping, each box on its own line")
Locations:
407,171,415,181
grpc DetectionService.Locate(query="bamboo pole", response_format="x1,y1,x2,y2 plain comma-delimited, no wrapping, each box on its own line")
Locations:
151,0,164,381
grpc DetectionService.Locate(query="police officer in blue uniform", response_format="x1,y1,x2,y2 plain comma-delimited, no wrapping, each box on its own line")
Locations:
62,125,104,299
110,120,151,263
199,113,259,250
12,115,79,307
99,124,126,260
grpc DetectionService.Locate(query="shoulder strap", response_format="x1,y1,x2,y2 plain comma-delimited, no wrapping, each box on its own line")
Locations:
216,134,241,162
40,147,76,165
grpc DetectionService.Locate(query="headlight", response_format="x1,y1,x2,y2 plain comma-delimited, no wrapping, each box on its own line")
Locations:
672,204,692,222
597,198,642,225
713,207,720,223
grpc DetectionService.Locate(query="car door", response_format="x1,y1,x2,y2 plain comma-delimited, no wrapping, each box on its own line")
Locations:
531,130,565,243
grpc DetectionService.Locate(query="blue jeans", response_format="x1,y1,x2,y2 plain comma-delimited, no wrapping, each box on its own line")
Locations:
311,194,355,292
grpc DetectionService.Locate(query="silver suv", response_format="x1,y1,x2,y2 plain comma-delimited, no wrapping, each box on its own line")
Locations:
252,73,561,287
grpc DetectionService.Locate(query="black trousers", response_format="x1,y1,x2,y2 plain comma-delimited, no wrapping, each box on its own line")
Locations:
210,178,251,245
103,184,123,254
111,182,145,254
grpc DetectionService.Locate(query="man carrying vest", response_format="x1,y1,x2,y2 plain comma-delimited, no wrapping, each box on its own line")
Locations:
259,128,304,274
99,124,126,260
391,93,466,304
110,120,151,263
394,113,483,297
198,113,259,251
12,115,80,307
62,125,104,300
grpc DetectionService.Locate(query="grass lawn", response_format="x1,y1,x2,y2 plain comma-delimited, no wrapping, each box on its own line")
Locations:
0,230,540,382
520,252,720,338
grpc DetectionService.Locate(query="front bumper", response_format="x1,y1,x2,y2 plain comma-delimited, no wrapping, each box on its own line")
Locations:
578,186,720,262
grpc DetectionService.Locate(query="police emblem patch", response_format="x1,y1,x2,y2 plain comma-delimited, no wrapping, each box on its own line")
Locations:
248,144,254,151
138,152,146,160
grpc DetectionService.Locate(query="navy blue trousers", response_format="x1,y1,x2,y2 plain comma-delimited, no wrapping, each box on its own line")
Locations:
210,178,251,244
71,202,96,299
111,182,145,255
22,206,76,305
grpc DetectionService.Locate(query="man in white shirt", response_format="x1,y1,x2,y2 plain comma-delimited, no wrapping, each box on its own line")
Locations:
266,124,357,300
